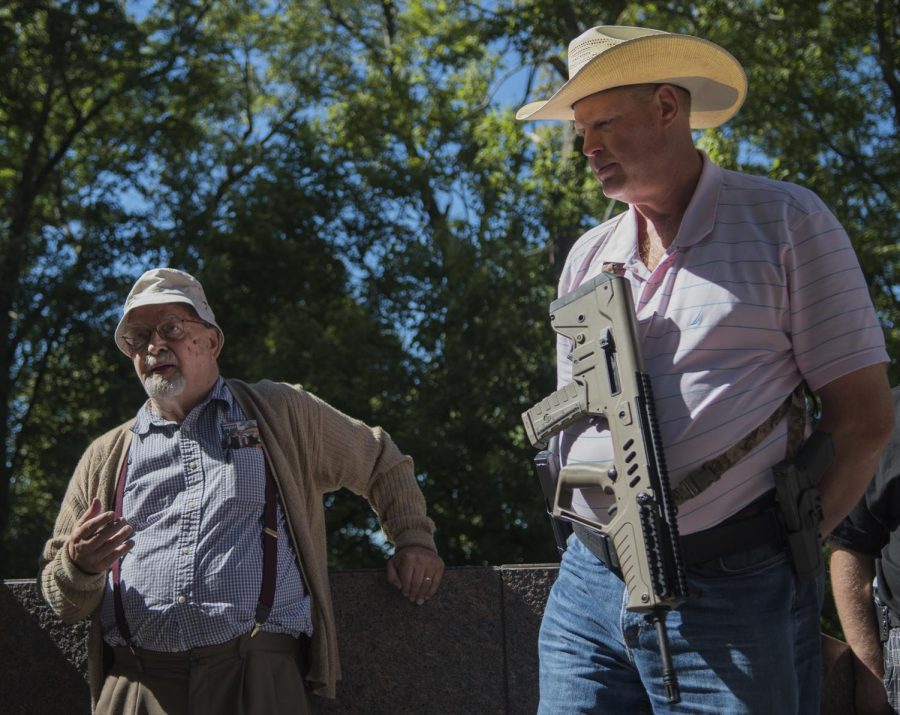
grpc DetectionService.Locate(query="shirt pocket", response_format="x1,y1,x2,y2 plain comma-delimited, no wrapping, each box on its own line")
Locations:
123,469,181,530
223,446,267,506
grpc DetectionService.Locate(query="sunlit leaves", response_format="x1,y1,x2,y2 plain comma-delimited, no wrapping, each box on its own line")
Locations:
2,0,896,576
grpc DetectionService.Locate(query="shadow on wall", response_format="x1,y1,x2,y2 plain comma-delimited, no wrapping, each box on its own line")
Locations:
3,567,854,715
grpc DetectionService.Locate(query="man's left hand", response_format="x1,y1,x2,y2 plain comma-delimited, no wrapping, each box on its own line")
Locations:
387,546,444,605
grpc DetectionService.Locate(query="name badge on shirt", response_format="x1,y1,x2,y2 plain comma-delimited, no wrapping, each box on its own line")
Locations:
222,420,262,450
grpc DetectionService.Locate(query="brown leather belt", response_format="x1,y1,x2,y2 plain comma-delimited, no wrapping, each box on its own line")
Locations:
110,632,304,670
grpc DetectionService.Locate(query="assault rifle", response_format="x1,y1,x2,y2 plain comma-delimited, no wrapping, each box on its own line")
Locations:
522,272,688,704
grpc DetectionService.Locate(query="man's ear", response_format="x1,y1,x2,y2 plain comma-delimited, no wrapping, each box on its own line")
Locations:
656,84,686,128
208,327,224,359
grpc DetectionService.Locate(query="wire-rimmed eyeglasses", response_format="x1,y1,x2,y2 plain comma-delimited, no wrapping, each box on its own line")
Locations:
121,316,212,354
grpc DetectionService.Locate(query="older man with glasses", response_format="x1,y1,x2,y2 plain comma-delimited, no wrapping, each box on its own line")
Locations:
40,267,444,715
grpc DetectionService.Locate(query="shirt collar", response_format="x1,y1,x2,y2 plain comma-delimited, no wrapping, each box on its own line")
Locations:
602,211,638,266
671,150,722,249
132,376,231,435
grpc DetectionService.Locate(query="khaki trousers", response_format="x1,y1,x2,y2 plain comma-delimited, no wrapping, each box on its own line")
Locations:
96,632,311,715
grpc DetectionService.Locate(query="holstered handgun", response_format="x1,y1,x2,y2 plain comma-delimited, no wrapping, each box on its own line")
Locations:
772,430,834,578
533,436,573,556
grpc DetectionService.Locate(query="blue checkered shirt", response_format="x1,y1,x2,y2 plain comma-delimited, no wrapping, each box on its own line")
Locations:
100,377,312,650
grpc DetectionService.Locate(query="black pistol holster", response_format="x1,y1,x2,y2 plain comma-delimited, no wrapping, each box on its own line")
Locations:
534,436,573,556
772,430,834,578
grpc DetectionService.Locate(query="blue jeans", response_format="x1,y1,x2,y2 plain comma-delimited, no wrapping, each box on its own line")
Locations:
538,535,824,714
884,627,900,712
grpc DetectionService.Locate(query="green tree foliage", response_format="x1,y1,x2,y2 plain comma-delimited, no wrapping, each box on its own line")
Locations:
1,0,896,576
310,1,561,564
1,0,160,574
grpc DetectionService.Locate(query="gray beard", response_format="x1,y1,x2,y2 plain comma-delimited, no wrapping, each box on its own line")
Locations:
142,370,186,400
142,349,186,401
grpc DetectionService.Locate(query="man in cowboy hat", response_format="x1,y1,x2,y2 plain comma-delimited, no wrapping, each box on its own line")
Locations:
39,267,444,714
518,26,894,713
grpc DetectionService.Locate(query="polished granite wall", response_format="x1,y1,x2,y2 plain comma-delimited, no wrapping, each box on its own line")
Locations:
2,566,852,714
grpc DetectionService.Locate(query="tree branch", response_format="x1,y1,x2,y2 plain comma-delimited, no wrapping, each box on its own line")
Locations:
874,0,900,126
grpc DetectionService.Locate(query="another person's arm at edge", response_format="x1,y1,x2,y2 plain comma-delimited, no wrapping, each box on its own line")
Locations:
830,546,891,714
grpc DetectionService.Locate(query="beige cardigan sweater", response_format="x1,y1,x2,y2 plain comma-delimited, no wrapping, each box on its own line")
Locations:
39,379,437,707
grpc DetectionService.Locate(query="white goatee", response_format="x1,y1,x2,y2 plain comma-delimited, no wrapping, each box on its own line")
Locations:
142,350,186,400
142,372,186,400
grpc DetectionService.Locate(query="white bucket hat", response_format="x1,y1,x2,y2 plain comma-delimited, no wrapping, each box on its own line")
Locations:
516,26,747,129
114,267,224,355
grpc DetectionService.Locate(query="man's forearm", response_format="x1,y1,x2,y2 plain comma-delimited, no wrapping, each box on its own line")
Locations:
815,365,894,535
819,453,887,536
830,548,883,677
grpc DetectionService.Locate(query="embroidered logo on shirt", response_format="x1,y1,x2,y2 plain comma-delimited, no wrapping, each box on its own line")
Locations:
689,310,703,327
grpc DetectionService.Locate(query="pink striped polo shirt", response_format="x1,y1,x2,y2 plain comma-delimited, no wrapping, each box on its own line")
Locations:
556,152,889,535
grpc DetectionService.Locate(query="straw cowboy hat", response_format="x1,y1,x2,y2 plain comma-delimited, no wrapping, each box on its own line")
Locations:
516,26,747,129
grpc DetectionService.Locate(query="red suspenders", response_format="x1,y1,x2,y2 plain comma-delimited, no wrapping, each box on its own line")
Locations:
111,451,279,646
111,456,133,644
252,468,279,636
